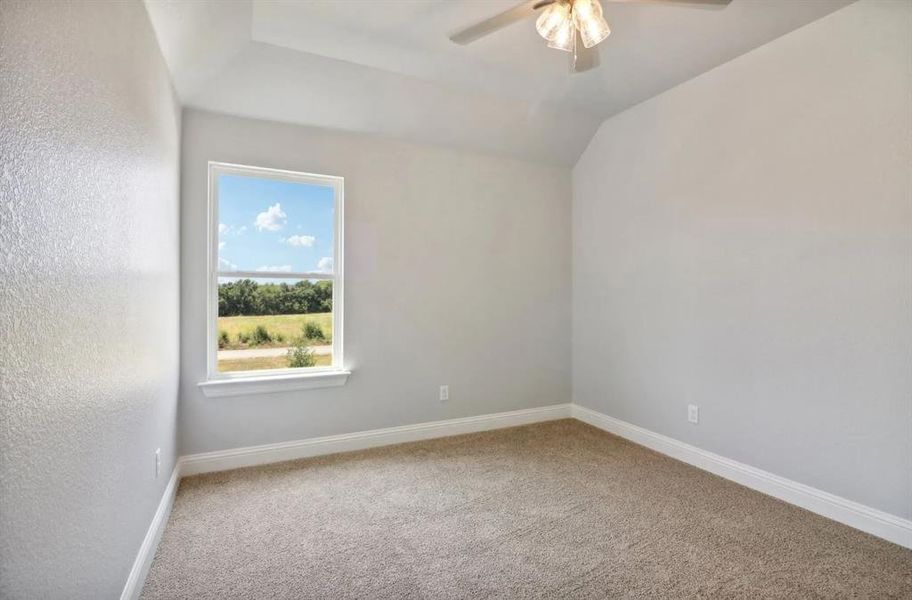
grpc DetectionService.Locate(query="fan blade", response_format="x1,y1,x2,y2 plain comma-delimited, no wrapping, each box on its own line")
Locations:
449,0,553,45
605,0,731,6
572,31,599,73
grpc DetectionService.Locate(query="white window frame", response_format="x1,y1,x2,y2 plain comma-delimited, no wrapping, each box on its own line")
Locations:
199,161,348,397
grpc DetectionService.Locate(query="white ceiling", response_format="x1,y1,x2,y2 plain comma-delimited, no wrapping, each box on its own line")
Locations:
145,0,854,165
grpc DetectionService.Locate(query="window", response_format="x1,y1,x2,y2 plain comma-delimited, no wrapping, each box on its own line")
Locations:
202,162,347,395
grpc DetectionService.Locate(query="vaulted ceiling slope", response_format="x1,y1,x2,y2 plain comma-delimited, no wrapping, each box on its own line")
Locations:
145,0,853,166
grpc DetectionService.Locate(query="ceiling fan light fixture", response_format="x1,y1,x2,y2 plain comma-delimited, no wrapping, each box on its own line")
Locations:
449,0,735,73
572,0,611,48
535,2,571,42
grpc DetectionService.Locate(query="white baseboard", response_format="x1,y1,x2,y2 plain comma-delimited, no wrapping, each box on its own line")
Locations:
180,403,573,476
571,404,912,549
120,465,181,600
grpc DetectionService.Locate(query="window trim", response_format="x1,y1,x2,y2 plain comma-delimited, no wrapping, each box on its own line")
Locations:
203,161,346,391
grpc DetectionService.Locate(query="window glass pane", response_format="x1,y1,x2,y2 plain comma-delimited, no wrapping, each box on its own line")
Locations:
216,277,332,373
218,173,334,275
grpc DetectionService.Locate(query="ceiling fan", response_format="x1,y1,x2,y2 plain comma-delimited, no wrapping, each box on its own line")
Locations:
450,0,732,73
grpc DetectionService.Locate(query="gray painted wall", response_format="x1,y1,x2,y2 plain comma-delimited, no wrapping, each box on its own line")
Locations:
0,1,180,598
180,110,571,455
573,0,912,519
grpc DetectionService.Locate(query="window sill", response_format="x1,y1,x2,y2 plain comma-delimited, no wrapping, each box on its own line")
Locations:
198,369,351,398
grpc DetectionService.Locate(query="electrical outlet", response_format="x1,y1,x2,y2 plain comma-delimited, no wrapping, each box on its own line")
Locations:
687,404,699,424
439,385,449,402
154,448,161,478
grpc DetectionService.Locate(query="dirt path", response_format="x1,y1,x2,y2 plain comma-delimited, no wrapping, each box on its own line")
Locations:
217,345,331,360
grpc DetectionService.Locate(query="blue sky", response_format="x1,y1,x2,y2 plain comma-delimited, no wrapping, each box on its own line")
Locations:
217,174,334,275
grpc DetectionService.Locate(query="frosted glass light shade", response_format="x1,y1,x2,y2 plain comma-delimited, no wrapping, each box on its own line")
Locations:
536,2,570,42
579,15,610,48
572,0,611,48
572,0,600,23
547,17,575,52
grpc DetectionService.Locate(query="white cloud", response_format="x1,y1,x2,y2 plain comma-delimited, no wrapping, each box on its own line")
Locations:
317,256,333,273
284,234,316,247
218,241,226,250
257,265,293,273
254,203,287,231
218,257,237,270
219,223,245,237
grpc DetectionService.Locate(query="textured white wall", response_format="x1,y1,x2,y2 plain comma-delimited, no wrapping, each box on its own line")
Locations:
573,0,912,519
0,1,180,598
180,109,571,454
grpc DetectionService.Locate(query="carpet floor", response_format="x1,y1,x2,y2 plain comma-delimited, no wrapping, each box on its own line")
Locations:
141,419,912,599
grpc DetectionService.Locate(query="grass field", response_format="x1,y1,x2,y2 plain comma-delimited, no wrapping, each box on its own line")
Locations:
218,353,332,373
218,313,332,349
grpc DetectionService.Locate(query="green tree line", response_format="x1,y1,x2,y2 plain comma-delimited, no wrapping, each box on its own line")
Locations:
218,279,332,316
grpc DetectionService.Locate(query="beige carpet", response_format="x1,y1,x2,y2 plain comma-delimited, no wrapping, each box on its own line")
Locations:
142,420,912,599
